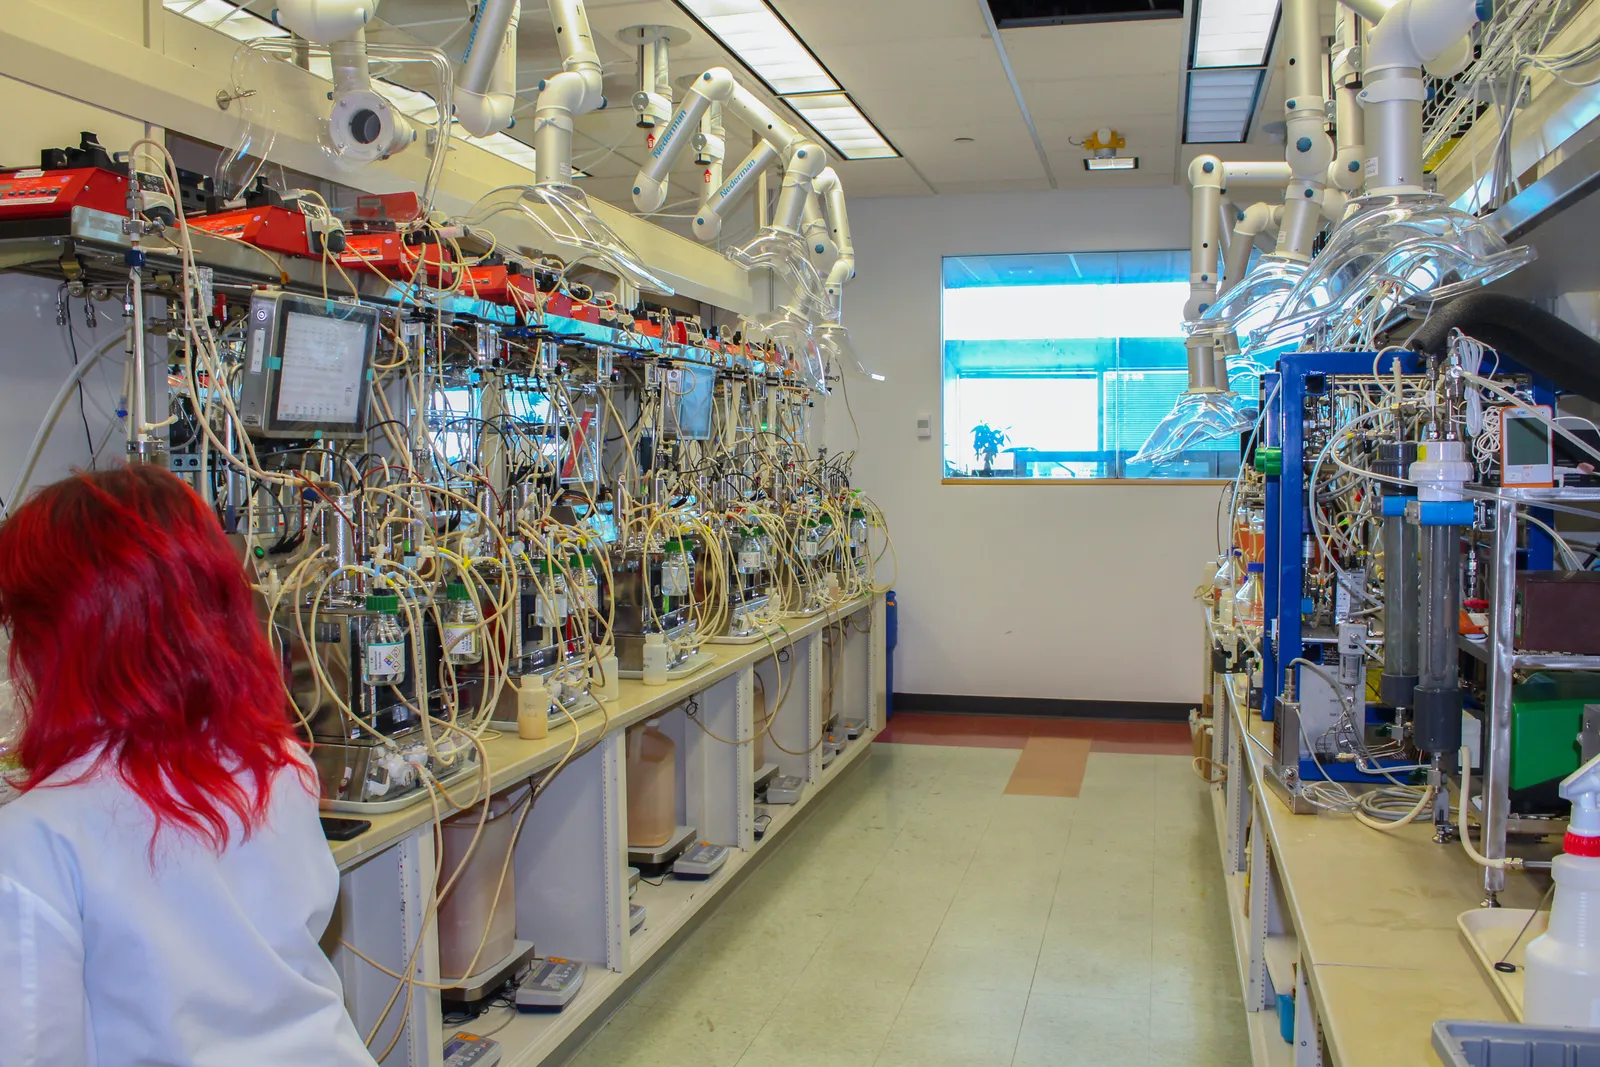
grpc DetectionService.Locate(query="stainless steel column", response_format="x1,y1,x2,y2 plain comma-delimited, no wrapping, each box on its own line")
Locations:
1483,496,1517,903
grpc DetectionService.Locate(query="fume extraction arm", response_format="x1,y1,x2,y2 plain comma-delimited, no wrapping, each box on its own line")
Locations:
454,0,522,138
465,0,676,295
1138,0,1538,466
272,0,416,163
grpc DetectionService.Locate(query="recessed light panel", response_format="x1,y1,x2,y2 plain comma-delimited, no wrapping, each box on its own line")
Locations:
1192,0,1280,67
1184,68,1264,143
783,93,899,161
675,0,837,94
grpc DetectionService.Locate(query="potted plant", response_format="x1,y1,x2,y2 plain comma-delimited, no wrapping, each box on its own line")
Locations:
971,422,1009,476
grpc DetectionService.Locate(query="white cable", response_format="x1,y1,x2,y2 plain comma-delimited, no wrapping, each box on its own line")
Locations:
7,330,127,511
1459,745,1526,870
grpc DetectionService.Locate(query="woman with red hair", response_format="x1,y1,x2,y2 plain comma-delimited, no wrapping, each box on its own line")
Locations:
0,466,376,1066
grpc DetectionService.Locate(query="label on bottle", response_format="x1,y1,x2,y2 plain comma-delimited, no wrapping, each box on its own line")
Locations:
801,536,819,557
367,641,405,679
443,624,476,658
739,551,761,571
578,584,599,611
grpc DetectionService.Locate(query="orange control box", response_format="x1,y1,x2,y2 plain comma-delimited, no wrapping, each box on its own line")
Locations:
461,264,540,307
0,167,128,221
187,204,317,258
339,233,455,287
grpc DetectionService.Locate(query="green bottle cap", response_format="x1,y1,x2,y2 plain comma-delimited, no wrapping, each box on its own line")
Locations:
366,593,400,613
1254,446,1283,475
447,581,469,602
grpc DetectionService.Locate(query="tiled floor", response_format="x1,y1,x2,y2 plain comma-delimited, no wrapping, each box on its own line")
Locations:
565,736,1245,1067
877,712,1194,756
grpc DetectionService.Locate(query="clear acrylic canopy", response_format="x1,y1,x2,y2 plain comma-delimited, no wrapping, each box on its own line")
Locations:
1196,256,1307,356
816,323,884,383
728,228,829,321
465,185,675,297
1132,389,1251,466
747,305,826,390
1249,193,1535,351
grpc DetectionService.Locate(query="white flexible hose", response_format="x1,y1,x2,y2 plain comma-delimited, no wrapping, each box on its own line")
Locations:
1354,784,1435,831
1459,745,1525,870
7,330,127,512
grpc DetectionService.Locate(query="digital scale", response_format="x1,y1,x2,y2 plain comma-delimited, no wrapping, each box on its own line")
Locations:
754,811,772,840
754,762,781,794
514,958,585,1012
630,903,647,933
843,721,864,740
440,940,536,1015
443,1032,501,1067
672,842,731,879
628,824,697,877
628,866,641,893
763,775,804,804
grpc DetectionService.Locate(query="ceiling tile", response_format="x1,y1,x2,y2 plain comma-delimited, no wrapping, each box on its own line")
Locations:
1021,73,1183,123
1000,19,1186,81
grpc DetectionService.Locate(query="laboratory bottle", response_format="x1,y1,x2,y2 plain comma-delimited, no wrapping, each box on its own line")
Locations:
570,555,600,613
362,594,407,686
1525,754,1600,1026
626,721,677,848
1212,550,1242,612
442,582,483,665
661,540,693,598
799,520,822,559
642,632,669,686
1233,561,1265,629
534,558,568,638
737,531,763,575
850,509,869,550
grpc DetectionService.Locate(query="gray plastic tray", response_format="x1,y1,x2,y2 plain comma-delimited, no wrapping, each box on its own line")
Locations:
1434,1020,1600,1066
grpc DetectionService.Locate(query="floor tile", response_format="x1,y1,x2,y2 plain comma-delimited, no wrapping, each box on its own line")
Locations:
566,744,1248,1067
873,985,1026,1067
1012,993,1152,1067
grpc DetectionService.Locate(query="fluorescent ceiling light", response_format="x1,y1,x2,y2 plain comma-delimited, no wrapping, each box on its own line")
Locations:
463,132,539,172
675,1,837,95
1084,156,1139,171
164,0,287,41
1185,68,1264,143
782,93,899,161
1191,0,1279,67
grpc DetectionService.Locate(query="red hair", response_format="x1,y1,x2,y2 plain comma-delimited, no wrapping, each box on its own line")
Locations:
0,464,308,850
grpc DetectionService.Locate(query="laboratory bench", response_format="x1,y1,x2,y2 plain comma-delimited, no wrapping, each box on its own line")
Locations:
324,594,886,1067
1203,670,1546,1067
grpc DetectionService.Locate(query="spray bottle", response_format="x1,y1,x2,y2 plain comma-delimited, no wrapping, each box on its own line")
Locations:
1523,753,1600,1026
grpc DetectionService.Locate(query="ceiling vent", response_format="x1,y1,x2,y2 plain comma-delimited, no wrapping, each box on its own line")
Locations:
986,0,1182,28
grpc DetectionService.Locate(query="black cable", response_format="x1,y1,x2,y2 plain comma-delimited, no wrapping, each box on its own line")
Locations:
63,300,96,467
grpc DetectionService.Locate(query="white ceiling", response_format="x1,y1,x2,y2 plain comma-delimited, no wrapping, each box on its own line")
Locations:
367,0,1299,217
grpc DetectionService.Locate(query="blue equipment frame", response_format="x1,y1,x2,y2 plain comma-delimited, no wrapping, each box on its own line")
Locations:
1257,351,1555,782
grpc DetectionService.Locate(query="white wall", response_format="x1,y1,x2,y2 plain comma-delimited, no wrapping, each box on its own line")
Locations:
0,49,152,506
834,186,1223,706
0,276,131,510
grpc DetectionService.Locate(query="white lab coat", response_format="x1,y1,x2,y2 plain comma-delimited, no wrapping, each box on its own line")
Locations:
0,749,378,1067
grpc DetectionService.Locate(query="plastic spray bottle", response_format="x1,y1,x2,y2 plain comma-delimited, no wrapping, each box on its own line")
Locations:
1524,753,1600,1026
